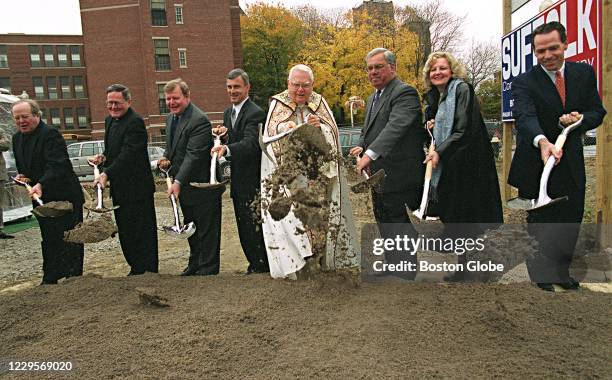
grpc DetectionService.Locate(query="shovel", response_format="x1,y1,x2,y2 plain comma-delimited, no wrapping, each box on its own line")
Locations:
85,160,119,213
12,176,73,218
350,154,386,194
159,166,196,239
190,129,229,190
413,128,439,221
507,116,583,211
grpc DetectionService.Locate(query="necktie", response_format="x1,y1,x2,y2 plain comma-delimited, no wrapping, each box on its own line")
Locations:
169,115,179,146
231,107,237,128
372,89,382,112
555,70,565,108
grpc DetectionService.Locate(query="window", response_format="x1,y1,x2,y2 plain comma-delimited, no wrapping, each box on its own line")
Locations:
57,46,68,67
33,77,44,98
29,45,42,67
151,0,167,26
47,77,58,99
59,76,71,98
43,45,55,67
77,107,88,129
0,45,7,68
175,4,183,24
153,39,170,71
157,83,169,114
73,76,85,98
0,77,10,93
64,108,74,130
178,48,187,68
49,108,60,128
70,46,81,66
67,144,80,158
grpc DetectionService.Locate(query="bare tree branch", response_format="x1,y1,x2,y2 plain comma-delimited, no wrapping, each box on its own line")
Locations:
461,39,500,89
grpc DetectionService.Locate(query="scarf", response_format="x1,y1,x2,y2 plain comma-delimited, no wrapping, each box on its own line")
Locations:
430,78,463,200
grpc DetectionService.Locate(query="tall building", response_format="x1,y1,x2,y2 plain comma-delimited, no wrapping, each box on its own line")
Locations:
0,0,243,140
352,0,395,31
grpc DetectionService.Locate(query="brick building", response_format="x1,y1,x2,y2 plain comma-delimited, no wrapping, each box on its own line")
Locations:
0,34,90,135
0,0,243,140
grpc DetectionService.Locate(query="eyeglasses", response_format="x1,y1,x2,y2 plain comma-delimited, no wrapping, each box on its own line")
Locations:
106,101,126,107
365,63,388,72
289,82,312,90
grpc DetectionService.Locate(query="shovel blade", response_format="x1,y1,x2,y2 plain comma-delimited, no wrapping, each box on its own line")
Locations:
351,169,385,193
506,196,568,211
189,181,228,190
162,222,196,239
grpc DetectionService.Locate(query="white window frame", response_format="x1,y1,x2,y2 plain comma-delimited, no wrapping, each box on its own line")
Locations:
175,4,183,24
178,48,187,68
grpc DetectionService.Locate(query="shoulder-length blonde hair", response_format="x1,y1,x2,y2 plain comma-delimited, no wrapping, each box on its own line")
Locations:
422,51,467,90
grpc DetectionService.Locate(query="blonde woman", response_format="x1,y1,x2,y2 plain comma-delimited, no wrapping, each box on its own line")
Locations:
422,52,502,226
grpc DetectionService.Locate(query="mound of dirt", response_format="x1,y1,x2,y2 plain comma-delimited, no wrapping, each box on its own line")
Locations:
1,273,610,377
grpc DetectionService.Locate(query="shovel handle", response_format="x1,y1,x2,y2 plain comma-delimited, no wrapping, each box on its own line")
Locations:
424,143,436,180
165,176,173,190
209,152,218,184
24,183,44,206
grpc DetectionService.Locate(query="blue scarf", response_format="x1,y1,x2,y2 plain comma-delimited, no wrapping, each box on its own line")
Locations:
430,78,463,200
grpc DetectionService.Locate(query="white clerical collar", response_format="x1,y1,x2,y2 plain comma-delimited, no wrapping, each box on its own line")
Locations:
233,97,249,116
541,62,565,83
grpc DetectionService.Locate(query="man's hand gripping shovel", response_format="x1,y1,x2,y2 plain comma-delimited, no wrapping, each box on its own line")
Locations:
507,116,583,211
86,159,119,213
190,128,229,191
12,176,73,218
159,166,196,239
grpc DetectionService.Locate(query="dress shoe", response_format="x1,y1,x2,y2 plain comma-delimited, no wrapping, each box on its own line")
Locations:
194,269,217,276
180,267,198,276
557,277,580,290
127,270,145,276
0,231,14,239
536,283,555,292
40,279,58,285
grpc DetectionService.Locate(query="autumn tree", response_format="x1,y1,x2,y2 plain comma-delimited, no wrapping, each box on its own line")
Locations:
461,39,500,89
241,3,305,107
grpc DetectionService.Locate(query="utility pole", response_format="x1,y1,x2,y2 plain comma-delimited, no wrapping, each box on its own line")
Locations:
502,0,513,203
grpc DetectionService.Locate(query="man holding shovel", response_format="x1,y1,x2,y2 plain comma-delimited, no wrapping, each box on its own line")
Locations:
92,84,158,276
350,48,425,280
157,79,222,276
211,69,269,275
11,99,84,285
508,22,606,291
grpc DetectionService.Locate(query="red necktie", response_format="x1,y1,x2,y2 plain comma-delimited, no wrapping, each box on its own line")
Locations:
555,70,565,108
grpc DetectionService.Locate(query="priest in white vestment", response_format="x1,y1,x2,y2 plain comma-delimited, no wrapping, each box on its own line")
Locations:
261,64,360,279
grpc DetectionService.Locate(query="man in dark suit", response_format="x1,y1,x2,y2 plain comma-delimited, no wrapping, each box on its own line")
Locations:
211,69,269,274
158,78,222,276
350,48,425,280
508,22,606,291
11,99,85,285
93,84,158,275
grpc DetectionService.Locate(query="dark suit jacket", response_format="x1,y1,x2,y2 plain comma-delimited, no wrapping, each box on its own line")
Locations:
360,77,425,194
223,98,265,200
12,121,83,205
163,102,214,206
102,108,155,204
508,62,606,198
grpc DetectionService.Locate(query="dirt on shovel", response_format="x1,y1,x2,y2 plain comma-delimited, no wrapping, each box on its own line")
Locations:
64,213,117,244
31,201,74,218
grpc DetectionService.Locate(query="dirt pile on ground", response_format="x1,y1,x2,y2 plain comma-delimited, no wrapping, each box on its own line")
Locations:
1,273,610,378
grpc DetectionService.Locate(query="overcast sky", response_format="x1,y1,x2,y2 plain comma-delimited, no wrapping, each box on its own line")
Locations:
0,0,546,45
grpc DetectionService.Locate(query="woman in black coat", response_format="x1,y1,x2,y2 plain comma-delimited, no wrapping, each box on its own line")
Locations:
422,51,503,229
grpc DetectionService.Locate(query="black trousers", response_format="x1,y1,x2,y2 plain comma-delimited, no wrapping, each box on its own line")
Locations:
524,183,584,284
114,194,158,274
372,190,421,279
181,195,222,275
36,202,84,283
233,196,268,272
